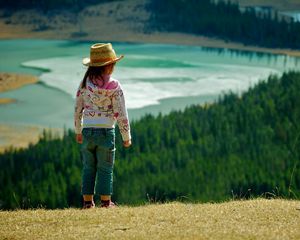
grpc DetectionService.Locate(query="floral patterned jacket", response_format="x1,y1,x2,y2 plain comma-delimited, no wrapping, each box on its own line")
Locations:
74,77,131,141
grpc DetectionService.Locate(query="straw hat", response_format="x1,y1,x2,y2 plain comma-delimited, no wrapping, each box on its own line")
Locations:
82,43,124,67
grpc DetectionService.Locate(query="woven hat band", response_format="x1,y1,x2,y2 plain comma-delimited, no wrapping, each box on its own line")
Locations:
91,57,115,63
91,48,116,56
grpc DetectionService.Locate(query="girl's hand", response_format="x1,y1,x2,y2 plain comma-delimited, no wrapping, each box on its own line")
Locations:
123,140,132,148
76,134,83,144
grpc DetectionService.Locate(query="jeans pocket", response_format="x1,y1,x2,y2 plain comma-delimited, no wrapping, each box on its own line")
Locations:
105,129,115,150
107,148,116,164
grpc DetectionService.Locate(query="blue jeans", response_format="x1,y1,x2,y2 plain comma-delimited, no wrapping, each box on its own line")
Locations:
81,128,116,196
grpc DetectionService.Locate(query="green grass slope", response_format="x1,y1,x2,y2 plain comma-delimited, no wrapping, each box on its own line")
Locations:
0,199,299,240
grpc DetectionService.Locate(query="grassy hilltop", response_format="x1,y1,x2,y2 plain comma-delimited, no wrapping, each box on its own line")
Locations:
0,199,299,240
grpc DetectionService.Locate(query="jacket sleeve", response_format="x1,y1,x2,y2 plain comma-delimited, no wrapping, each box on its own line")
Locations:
74,85,84,134
112,86,131,141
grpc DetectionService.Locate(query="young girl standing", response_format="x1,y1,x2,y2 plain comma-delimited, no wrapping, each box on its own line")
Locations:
74,43,131,209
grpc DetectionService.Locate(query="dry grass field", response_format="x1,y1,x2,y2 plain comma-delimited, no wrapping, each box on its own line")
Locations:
0,199,299,240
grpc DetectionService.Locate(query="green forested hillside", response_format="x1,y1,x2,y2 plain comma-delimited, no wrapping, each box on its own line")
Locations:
148,0,300,49
0,72,299,209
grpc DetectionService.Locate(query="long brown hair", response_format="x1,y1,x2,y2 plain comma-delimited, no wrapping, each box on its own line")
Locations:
81,66,106,89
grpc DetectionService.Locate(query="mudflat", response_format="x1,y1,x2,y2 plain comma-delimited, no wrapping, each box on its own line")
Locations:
0,72,38,93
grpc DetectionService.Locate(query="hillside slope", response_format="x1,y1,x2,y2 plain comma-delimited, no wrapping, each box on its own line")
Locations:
1,0,300,56
1,71,300,209
0,199,299,240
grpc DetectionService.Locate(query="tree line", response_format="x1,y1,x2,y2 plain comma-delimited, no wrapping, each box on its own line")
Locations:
147,0,300,49
2,0,300,50
0,71,299,209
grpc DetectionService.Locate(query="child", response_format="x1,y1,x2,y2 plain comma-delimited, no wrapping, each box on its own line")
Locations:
74,43,131,209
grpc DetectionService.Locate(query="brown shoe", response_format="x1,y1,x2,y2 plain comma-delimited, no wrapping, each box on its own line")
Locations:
101,200,116,208
83,200,95,209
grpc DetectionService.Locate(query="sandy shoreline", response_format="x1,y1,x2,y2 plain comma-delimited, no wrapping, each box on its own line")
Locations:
1,24,300,58
0,124,63,153
0,73,41,152
0,72,38,106
0,98,16,104
0,124,41,152
0,72,38,93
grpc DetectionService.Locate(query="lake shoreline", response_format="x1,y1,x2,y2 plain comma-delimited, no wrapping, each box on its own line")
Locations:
0,72,38,106
1,31,300,58
0,123,63,153
0,72,38,95
1,0,300,58
0,73,41,151
0,36,299,152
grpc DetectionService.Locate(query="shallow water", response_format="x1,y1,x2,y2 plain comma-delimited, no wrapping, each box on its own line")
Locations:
0,39,299,129
0,83,74,128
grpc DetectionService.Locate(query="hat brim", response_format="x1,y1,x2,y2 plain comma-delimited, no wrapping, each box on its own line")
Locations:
82,55,124,67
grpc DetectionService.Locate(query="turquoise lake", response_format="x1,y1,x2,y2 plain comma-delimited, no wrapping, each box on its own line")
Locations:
0,39,299,129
